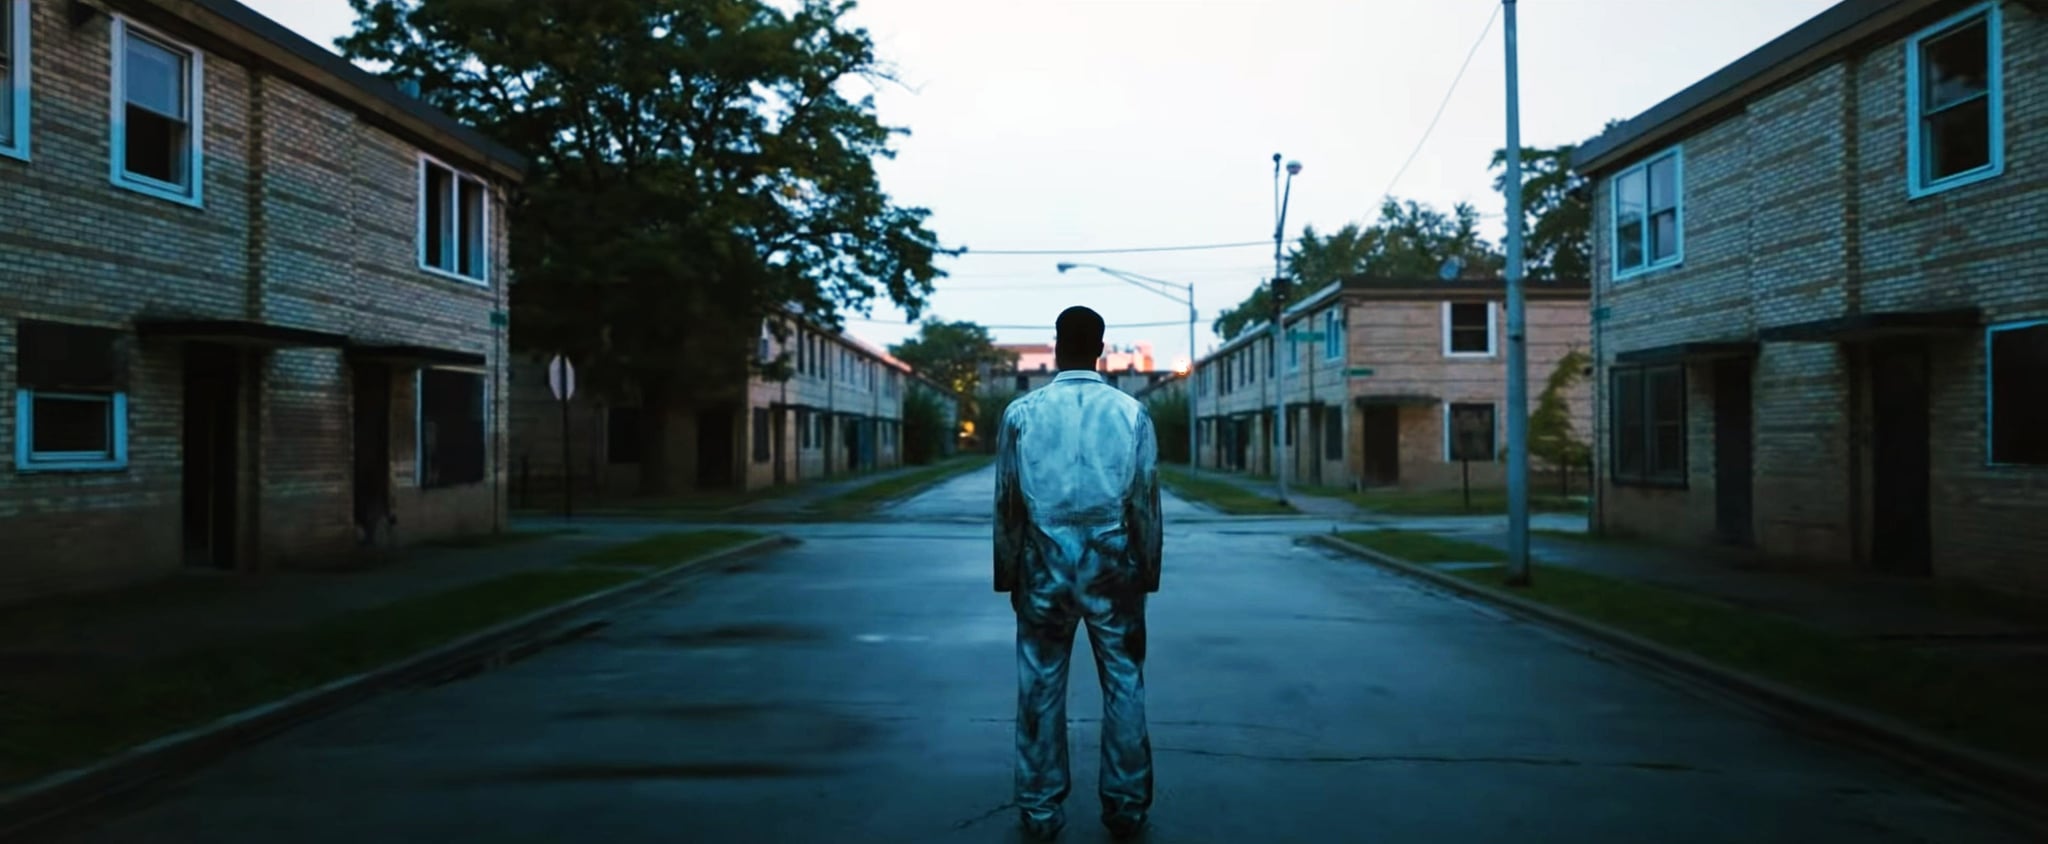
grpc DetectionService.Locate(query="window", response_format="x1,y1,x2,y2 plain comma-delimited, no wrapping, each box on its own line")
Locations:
1323,310,1344,361
419,157,489,282
797,409,811,449
1611,148,1683,279
417,368,485,488
1610,365,1687,485
1445,403,1496,462
1287,331,1301,371
1266,338,1275,378
1907,3,2002,197
752,408,770,463
110,18,203,205
1015,374,1029,392
1324,406,1342,459
1443,302,1496,357
1987,321,2047,466
1,0,28,160
606,406,641,465
14,321,129,472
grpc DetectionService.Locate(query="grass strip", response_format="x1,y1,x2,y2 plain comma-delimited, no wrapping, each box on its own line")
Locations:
808,455,995,519
1332,532,2048,768
1159,466,1297,515
572,529,767,567
0,568,641,789
1343,487,1587,516
1335,529,1507,563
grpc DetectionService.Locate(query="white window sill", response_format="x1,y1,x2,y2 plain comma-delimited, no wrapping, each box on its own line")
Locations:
113,174,203,208
418,263,491,287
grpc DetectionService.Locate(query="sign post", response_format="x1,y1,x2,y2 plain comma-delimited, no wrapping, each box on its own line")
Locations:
548,354,577,521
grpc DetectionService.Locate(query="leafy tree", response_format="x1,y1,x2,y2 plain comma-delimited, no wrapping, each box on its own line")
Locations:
339,0,949,493
1212,197,1504,341
973,390,1022,455
1530,347,1593,492
1143,387,1190,465
1488,122,1622,283
888,320,1016,398
899,385,950,465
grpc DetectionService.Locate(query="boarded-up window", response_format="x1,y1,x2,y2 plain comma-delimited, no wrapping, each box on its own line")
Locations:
1990,322,2048,465
1448,403,1496,461
14,321,128,470
1324,406,1342,459
752,408,770,463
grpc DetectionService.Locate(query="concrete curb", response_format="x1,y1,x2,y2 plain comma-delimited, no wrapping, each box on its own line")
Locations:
1304,532,2048,826
0,533,800,839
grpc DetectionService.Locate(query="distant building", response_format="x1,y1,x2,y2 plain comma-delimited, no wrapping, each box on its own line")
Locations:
997,341,1155,375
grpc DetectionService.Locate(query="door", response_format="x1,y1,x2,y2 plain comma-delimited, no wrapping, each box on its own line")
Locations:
1870,341,1933,576
352,361,393,540
1712,358,1755,547
182,344,241,570
1360,405,1401,487
696,406,737,490
772,407,787,486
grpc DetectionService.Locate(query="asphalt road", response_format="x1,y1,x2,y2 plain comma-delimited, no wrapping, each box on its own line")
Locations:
32,467,2033,843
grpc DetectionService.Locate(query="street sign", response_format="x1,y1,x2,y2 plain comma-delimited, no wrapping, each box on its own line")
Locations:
1592,305,1611,321
1345,367,1375,378
1286,330,1320,342
548,355,577,401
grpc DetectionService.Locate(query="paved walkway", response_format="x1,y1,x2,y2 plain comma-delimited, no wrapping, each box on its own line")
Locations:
1181,468,1370,519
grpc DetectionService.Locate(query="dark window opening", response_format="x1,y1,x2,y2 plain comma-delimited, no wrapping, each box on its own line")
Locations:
752,408,770,463
29,394,115,457
121,31,191,189
1448,403,1496,461
1918,16,1993,184
1611,365,1686,485
1647,156,1680,261
457,179,486,277
422,161,487,280
419,369,485,488
1447,303,1492,355
1015,374,1028,391
1324,406,1342,459
607,406,642,465
1990,323,2048,465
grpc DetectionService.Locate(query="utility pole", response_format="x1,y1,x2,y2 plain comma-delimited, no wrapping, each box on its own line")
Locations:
1271,154,1301,505
1502,0,1532,586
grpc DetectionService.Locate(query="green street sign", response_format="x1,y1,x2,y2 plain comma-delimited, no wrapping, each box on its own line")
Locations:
1286,330,1320,342
1345,367,1375,378
489,311,509,327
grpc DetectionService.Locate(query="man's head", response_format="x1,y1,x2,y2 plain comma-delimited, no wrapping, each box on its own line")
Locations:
1053,306,1106,372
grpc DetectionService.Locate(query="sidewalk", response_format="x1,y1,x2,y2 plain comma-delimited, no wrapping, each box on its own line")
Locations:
729,463,934,516
1187,469,1368,519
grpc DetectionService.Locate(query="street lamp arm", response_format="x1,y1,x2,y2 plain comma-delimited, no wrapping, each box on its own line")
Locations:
1057,262,1191,306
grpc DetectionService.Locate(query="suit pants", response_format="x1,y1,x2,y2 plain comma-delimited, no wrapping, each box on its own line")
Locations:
1012,570,1152,827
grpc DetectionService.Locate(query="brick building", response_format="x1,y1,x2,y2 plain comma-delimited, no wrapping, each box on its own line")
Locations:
507,314,911,499
1573,0,2048,594
1191,277,1592,491
0,0,524,602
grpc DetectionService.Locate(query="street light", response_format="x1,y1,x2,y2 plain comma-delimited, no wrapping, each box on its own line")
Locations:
1271,154,1303,505
1055,262,1200,477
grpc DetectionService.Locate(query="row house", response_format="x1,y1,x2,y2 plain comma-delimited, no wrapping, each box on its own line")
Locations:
1192,277,1592,492
989,366,1181,398
0,0,524,602
507,315,910,499
1573,0,2048,594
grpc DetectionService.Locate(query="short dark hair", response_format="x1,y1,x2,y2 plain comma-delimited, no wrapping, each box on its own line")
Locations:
1055,306,1105,362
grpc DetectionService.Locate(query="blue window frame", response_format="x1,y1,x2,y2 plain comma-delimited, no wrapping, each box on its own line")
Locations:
1986,320,2047,467
1609,147,1683,281
1322,309,1344,361
109,17,205,207
15,390,129,472
1906,2,2003,199
1,0,30,162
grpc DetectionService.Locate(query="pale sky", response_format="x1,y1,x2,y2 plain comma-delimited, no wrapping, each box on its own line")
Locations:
244,0,1839,368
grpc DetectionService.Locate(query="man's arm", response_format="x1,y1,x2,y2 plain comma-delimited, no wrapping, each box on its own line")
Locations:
993,404,1028,593
1129,408,1163,593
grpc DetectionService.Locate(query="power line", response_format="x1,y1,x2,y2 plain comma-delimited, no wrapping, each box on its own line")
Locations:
844,316,1192,330
1376,2,1502,206
954,240,1270,256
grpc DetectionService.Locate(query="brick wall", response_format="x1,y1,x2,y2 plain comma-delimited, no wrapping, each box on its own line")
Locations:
1588,0,2048,594
0,3,513,601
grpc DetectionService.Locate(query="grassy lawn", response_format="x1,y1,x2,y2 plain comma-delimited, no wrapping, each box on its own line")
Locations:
1329,533,2048,768
1159,466,1297,516
0,568,641,789
512,483,805,519
572,529,767,567
1335,530,1508,563
1344,487,1588,516
421,528,579,550
807,455,994,519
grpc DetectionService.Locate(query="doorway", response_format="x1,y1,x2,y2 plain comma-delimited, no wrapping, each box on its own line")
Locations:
696,406,737,490
182,344,241,570
352,361,393,542
772,407,788,486
1712,358,1755,547
1869,341,1933,576
1360,405,1401,488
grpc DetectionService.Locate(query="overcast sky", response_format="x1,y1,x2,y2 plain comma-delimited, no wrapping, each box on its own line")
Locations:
245,0,1839,368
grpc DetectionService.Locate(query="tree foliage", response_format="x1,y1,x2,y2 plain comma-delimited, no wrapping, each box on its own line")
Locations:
887,320,1016,398
1530,347,1593,473
1212,198,1503,342
1143,387,1190,465
899,385,950,465
338,0,949,402
1489,145,1590,282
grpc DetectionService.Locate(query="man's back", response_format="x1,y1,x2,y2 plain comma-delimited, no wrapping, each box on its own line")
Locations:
994,369,1162,596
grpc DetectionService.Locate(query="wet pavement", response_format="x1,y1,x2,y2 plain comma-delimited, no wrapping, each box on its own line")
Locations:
30,467,2035,843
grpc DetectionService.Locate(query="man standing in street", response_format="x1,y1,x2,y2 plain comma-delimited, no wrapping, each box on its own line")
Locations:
994,305,1163,841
